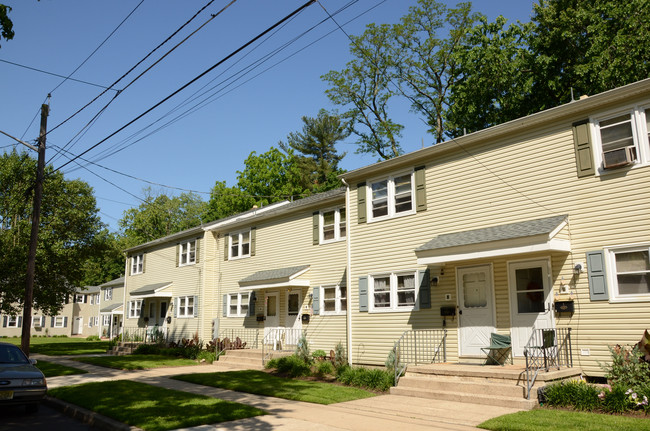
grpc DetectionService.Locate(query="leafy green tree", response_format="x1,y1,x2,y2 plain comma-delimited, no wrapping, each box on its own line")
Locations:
79,229,125,286
0,151,104,316
322,23,403,160
203,181,254,222
0,4,14,47
118,188,206,247
279,109,348,193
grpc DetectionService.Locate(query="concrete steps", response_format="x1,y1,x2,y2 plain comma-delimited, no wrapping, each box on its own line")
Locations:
390,363,582,410
216,348,291,370
106,342,140,356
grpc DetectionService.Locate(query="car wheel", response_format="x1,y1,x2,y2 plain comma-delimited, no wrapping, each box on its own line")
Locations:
25,403,40,414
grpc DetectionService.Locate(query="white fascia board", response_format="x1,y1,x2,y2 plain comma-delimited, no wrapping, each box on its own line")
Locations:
239,279,311,291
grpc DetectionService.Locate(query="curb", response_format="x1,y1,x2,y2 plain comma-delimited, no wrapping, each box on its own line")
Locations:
44,396,142,431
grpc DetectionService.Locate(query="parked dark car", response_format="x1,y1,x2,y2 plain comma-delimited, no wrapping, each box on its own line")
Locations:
0,342,47,413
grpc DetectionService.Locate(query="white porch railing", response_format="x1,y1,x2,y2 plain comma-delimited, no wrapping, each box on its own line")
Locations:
121,326,169,344
262,328,304,365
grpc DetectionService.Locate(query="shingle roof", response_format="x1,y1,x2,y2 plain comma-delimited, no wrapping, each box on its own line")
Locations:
129,282,172,296
99,276,124,288
100,303,123,313
239,265,310,284
416,215,568,252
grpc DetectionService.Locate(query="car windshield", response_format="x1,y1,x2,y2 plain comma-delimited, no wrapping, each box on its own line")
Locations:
0,345,29,364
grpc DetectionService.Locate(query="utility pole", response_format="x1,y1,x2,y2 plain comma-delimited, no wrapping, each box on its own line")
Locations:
20,102,49,357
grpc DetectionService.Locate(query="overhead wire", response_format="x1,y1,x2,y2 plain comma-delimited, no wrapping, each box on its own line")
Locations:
54,0,318,173
0,59,117,90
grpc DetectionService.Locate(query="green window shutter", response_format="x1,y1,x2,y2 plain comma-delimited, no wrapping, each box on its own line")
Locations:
359,276,368,312
2,316,6,327
224,234,229,261
142,253,146,273
357,182,367,224
175,243,180,267
586,250,609,301
223,294,228,317
250,227,256,256
50,317,54,327
193,295,199,318
248,292,256,317
64,317,68,327
313,212,320,245
17,317,22,328
313,287,320,315
415,166,427,212
195,238,201,263
418,269,431,309
41,317,45,327
573,120,596,178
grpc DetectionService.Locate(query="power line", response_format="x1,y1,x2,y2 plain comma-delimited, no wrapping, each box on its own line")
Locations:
0,59,117,90
54,0,318,173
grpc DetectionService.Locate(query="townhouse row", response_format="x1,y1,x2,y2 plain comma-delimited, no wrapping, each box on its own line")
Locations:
104,79,650,376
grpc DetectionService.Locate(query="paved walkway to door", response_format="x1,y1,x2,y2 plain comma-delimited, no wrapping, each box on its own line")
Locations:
39,354,522,431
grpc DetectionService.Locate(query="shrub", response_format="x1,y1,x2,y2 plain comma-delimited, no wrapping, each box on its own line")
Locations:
601,344,650,389
133,344,161,355
602,384,634,414
337,366,393,392
268,355,312,377
312,349,327,361
295,334,312,364
86,335,100,341
197,350,216,364
334,342,347,368
315,360,335,377
265,357,280,369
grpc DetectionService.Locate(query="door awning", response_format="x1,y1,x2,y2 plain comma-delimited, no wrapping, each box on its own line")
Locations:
239,265,310,290
129,282,173,298
415,215,570,265
100,303,123,313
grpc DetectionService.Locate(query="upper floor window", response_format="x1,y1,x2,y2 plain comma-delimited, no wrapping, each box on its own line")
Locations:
369,271,418,312
228,292,250,317
229,230,251,260
104,287,113,301
75,294,85,304
593,107,650,171
369,172,415,221
607,245,650,302
321,208,346,243
131,253,144,275
179,240,196,266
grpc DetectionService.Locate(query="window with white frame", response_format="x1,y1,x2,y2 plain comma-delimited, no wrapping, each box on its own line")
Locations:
368,172,415,221
321,208,346,243
177,296,195,317
607,246,650,301
32,316,42,328
131,253,144,275
89,295,94,305
321,285,347,314
370,271,418,311
229,230,250,259
593,107,650,171
102,315,111,326
128,300,142,318
104,287,112,301
6,316,18,327
228,292,250,317
53,316,65,328
179,240,196,266
75,294,85,304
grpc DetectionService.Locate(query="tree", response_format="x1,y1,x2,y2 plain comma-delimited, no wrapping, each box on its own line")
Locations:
323,24,404,160
279,109,348,193
0,4,14,47
118,188,206,247
0,151,104,316
79,229,125,287
203,181,254,222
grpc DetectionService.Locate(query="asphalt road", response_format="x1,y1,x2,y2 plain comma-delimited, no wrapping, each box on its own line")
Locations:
0,403,93,431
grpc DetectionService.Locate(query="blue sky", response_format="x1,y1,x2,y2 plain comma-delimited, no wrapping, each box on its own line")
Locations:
0,0,535,231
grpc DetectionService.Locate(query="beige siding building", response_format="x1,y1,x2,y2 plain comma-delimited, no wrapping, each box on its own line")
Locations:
99,277,125,338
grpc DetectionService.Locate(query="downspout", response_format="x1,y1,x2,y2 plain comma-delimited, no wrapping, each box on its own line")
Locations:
341,178,353,365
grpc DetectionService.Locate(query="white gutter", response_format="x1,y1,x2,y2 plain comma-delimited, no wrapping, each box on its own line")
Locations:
341,178,353,365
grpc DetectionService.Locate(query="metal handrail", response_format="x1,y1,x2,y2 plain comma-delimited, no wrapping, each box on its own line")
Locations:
524,327,572,399
215,328,260,359
393,329,447,385
261,328,304,365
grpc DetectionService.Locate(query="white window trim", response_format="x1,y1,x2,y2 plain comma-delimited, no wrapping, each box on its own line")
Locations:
53,316,65,328
131,254,144,275
367,170,416,222
227,292,250,317
368,271,419,313
591,105,650,175
6,316,18,327
128,300,142,318
31,316,42,328
229,230,251,260
104,288,112,301
177,296,195,318
179,240,197,266
102,315,111,326
320,207,346,244
320,285,347,315
605,243,650,303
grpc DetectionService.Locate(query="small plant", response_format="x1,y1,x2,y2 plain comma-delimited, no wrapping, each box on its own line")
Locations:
295,333,312,364
315,360,335,377
267,355,311,377
312,349,327,361
601,344,650,389
602,384,634,414
197,350,216,364
134,344,161,355
337,366,393,391
86,335,100,341
334,342,347,368
385,346,397,370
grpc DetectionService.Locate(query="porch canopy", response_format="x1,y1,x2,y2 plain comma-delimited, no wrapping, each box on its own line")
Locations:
239,265,310,290
129,282,173,298
415,215,570,265
100,303,123,314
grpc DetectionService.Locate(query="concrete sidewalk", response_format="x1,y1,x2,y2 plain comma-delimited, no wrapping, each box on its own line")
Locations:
38,354,521,430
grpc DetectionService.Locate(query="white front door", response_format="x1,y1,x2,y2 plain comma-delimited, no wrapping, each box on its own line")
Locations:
458,265,495,357
285,291,302,345
265,291,279,331
508,259,554,356
73,317,83,335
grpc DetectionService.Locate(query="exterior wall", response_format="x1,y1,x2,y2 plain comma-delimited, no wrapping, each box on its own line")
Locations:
345,89,650,375
71,292,101,337
99,283,125,338
209,200,348,354
124,232,204,341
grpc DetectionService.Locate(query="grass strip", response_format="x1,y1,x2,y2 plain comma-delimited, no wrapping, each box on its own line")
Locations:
172,369,376,405
35,359,87,377
74,354,197,370
49,380,266,431
479,409,650,431
3,337,109,355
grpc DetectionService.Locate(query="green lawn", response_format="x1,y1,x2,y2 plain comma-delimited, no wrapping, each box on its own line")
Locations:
3,337,109,355
48,380,266,431
35,359,87,377
74,354,198,370
172,370,376,405
479,409,650,431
